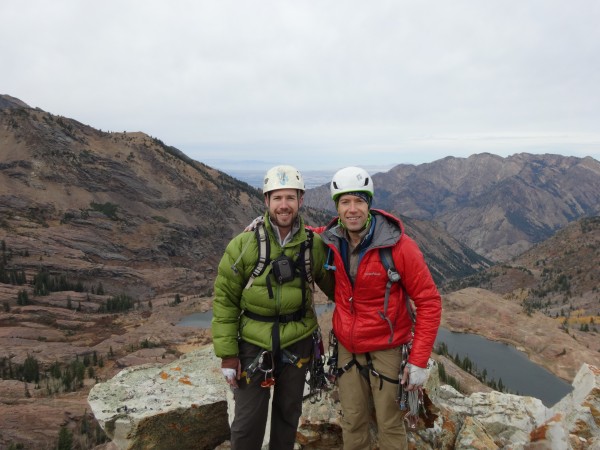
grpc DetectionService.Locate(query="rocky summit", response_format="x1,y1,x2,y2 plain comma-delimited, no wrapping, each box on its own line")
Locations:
88,346,600,449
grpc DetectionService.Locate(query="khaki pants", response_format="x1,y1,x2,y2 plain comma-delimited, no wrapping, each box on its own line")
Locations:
337,343,407,450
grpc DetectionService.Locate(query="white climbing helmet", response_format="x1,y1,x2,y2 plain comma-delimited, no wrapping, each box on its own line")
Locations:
330,166,374,201
263,165,305,194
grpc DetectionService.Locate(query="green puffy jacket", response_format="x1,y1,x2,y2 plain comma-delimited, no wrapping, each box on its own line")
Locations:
212,214,334,359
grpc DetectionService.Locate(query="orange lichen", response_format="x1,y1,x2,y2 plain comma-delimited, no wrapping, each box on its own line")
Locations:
179,377,192,385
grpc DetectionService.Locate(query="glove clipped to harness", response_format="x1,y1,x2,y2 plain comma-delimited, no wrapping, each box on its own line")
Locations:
221,357,241,389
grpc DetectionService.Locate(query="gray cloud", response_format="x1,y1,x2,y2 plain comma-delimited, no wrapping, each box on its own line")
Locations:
2,0,599,170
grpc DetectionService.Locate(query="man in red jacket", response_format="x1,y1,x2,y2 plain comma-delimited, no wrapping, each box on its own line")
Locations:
321,166,442,449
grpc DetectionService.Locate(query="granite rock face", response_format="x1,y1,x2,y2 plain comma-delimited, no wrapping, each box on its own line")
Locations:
88,348,599,449
88,347,230,450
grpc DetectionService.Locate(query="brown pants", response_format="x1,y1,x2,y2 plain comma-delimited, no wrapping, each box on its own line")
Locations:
337,343,408,450
230,337,312,450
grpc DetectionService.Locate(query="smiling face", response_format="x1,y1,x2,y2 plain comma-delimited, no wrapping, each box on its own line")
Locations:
265,188,303,236
336,193,370,235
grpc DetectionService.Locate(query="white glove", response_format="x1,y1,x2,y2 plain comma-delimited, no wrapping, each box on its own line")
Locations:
406,363,429,387
222,368,237,385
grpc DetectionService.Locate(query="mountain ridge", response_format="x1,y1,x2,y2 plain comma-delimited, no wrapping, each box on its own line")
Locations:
304,152,600,261
0,94,486,290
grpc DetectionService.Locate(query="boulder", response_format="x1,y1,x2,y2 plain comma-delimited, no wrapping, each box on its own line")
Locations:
87,346,230,450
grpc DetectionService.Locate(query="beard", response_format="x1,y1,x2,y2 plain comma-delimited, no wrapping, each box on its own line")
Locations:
269,210,299,229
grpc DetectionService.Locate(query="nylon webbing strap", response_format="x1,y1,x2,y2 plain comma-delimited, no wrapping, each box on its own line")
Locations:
379,247,415,324
245,224,270,289
302,230,313,285
335,352,400,389
243,309,304,323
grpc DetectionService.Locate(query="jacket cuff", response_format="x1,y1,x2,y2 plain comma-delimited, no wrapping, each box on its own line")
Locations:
221,357,240,369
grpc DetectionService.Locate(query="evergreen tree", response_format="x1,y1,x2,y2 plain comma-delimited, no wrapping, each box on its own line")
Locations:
437,362,447,381
17,290,29,306
50,361,62,379
22,355,40,383
80,411,90,435
57,426,73,450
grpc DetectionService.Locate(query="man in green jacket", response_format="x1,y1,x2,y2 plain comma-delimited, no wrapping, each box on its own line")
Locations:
212,165,334,450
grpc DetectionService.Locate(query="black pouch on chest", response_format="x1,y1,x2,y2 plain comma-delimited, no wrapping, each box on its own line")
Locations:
271,254,296,284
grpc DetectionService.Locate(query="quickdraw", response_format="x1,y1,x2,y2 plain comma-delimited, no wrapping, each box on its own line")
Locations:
242,348,310,388
402,388,426,431
242,350,275,387
396,342,412,410
305,330,330,403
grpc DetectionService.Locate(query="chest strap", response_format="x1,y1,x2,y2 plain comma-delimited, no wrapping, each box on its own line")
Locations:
243,309,305,324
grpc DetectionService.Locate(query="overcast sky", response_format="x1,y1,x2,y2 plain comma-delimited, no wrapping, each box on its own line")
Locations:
2,0,599,172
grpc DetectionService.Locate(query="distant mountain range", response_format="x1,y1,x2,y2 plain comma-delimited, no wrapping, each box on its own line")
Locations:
304,153,600,261
2,94,599,291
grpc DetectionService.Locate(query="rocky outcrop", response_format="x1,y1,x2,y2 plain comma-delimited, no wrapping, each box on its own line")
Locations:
87,347,230,450
88,347,600,449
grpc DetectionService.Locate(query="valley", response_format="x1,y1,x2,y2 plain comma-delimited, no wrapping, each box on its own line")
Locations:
1,94,599,449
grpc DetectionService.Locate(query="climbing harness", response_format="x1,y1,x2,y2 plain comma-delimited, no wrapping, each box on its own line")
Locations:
242,348,311,388
326,337,405,390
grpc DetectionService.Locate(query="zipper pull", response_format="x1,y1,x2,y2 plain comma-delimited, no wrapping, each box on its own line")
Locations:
348,296,354,314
